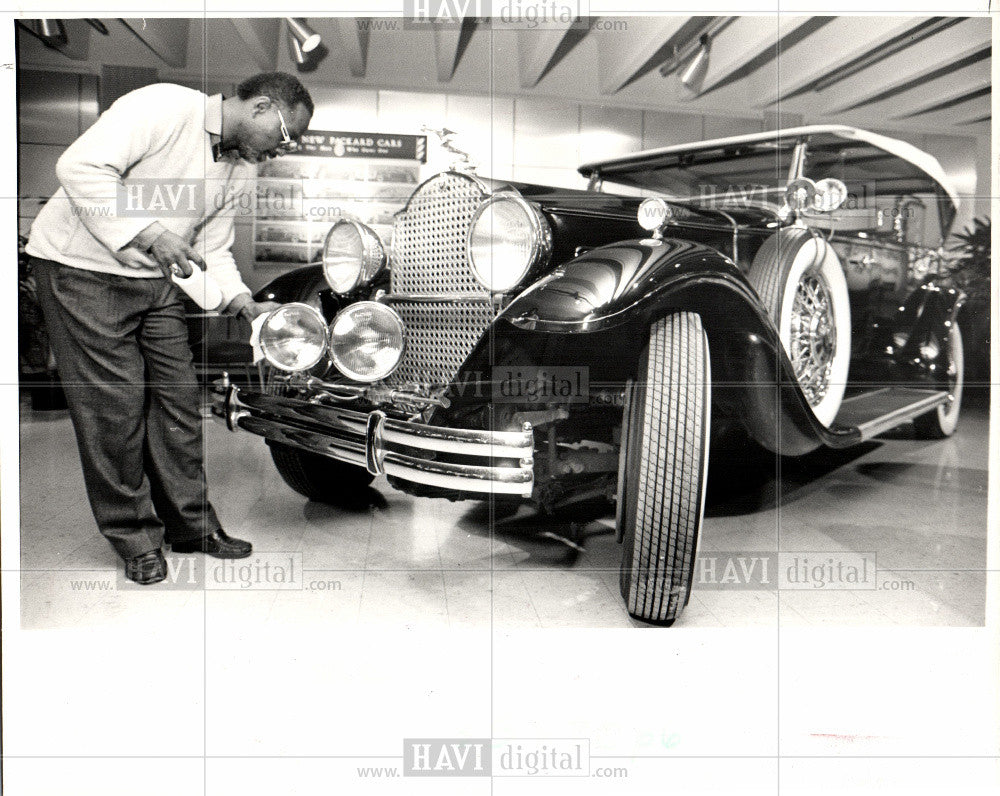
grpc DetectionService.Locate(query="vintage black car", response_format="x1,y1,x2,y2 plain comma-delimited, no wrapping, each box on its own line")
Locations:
220,125,965,625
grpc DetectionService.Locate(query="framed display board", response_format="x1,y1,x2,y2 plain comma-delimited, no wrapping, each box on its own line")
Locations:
253,131,427,269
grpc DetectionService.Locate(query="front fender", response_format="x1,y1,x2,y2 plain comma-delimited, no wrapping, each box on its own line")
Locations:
447,239,861,456
501,238,749,332
253,265,391,323
253,265,324,305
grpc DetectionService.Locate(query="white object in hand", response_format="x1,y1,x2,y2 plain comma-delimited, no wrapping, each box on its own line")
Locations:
248,312,270,364
170,261,224,311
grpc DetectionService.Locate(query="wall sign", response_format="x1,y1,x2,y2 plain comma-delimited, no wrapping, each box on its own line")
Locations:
296,131,427,162
253,130,425,269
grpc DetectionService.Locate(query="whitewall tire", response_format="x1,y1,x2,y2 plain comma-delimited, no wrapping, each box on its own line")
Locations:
914,322,964,438
748,228,851,427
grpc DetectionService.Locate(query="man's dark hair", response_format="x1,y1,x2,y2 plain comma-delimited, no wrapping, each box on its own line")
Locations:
237,72,314,118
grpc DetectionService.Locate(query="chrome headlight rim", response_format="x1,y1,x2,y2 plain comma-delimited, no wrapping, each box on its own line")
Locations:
329,300,407,384
258,302,330,373
813,178,849,213
321,218,387,295
465,191,553,292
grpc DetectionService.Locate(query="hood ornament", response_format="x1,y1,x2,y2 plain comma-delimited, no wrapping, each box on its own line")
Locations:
421,126,477,173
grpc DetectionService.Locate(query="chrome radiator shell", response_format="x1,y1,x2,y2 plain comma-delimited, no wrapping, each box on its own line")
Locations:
387,172,495,396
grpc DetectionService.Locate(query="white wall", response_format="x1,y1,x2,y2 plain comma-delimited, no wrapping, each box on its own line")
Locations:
18,68,987,292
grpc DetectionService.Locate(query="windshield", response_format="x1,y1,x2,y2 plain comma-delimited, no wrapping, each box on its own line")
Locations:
596,139,798,207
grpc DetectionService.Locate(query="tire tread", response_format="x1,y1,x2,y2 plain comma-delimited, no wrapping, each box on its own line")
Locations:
269,442,374,502
621,312,710,624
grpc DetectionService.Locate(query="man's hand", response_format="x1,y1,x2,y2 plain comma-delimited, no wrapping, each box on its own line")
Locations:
147,230,207,278
238,300,282,322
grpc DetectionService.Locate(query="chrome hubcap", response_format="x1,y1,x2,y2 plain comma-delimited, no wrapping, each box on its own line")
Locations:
789,270,836,407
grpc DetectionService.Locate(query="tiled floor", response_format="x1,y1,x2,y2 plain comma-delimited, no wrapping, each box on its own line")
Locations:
16,388,989,629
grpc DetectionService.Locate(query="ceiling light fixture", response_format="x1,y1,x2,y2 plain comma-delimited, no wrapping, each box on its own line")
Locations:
31,19,68,46
288,33,309,66
657,17,733,95
286,18,321,53
679,34,711,94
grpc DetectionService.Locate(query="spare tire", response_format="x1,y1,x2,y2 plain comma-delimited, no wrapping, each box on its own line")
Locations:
748,228,851,427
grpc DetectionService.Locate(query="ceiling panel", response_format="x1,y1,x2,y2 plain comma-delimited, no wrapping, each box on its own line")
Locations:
746,17,937,106
903,93,991,128
782,18,992,118
15,15,991,135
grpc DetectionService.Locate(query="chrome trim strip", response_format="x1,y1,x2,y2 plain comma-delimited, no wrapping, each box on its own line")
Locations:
382,450,532,491
236,415,533,496
230,387,533,456
382,293,492,303
379,425,530,458
226,386,535,496
365,410,387,475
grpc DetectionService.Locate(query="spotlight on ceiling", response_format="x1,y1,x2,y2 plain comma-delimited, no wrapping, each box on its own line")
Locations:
288,34,308,66
656,18,733,96
286,18,321,54
679,34,711,94
33,19,68,46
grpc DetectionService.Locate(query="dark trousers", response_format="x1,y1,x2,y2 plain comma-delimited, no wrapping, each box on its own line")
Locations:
32,256,221,560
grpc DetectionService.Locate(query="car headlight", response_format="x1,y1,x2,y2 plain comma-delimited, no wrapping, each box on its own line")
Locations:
258,303,330,372
322,219,386,294
329,301,406,383
467,193,551,291
813,178,848,212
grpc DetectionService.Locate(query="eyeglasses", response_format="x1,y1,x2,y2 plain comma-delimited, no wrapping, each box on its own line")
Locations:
274,105,298,151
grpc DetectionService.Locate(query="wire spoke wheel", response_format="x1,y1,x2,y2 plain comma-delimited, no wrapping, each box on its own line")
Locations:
788,270,837,407
747,228,851,427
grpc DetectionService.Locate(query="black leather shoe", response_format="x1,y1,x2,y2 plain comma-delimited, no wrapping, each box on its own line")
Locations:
124,549,168,585
171,530,252,559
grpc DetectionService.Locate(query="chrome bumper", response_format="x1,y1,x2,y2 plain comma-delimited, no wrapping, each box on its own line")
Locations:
220,385,535,496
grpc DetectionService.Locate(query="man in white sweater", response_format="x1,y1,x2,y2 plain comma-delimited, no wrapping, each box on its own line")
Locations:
26,72,314,584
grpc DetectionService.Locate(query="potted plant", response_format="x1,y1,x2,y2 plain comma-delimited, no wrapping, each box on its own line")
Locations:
946,217,990,383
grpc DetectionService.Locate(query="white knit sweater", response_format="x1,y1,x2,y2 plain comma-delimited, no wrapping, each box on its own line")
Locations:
26,83,255,309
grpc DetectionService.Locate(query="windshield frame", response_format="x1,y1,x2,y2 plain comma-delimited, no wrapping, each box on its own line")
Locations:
593,136,807,209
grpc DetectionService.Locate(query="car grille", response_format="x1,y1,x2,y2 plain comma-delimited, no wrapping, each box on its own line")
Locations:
387,172,494,398
386,301,495,395
390,172,490,295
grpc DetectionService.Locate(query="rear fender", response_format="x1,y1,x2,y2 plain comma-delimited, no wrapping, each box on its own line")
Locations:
893,279,966,384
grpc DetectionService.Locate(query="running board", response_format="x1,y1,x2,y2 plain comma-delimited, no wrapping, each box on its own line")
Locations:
832,387,950,441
